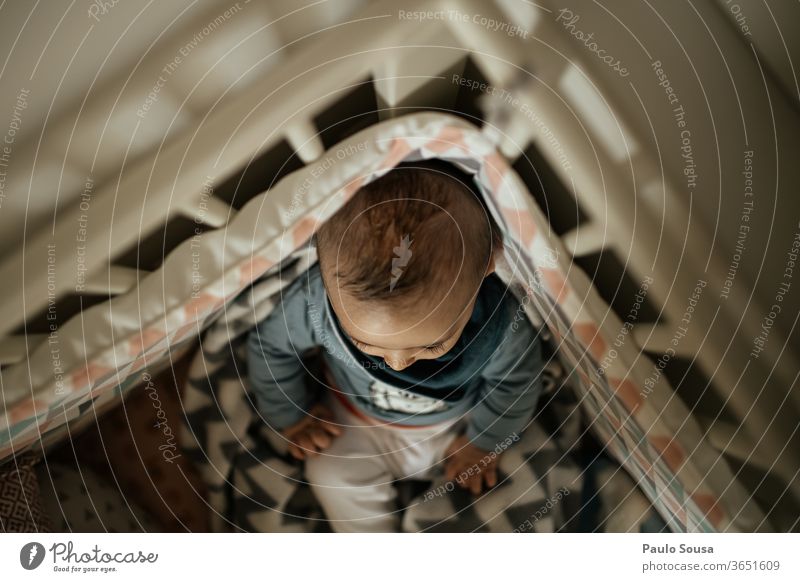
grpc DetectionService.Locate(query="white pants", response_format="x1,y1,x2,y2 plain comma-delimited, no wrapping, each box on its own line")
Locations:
304,388,464,533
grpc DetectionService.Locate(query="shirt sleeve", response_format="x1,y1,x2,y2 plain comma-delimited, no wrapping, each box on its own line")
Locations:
246,279,319,431
465,312,545,451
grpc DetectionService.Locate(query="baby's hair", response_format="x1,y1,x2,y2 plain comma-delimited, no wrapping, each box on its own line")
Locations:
314,159,503,308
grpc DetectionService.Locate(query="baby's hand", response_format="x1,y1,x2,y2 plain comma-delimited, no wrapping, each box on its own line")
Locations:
443,434,500,496
281,402,342,460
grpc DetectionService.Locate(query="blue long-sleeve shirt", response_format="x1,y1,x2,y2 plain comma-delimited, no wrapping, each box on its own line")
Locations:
247,262,544,451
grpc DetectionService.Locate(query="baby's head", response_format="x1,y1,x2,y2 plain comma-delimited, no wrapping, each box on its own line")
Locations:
314,160,503,371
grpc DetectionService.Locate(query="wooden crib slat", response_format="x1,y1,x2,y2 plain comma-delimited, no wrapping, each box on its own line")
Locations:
83,266,145,296
182,196,237,229
562,223,605,257
285,121,325,163
0,335,44,365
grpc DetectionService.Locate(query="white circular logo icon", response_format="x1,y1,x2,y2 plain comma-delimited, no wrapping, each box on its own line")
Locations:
20,542,46,570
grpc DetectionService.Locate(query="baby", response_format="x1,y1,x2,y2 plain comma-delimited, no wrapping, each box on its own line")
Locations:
247,160,544,532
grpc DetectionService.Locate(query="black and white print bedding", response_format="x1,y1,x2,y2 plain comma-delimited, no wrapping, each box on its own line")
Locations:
178,248,663,532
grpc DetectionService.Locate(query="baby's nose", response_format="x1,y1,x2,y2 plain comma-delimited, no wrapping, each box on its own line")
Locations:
385,357,413,371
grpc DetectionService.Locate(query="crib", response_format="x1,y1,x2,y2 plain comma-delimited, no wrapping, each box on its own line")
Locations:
1,0,797,532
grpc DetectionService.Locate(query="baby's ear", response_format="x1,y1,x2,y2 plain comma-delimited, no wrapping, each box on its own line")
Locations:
484,250,497,277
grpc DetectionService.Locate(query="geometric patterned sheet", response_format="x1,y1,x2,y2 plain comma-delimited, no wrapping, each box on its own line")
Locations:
179,316,660,532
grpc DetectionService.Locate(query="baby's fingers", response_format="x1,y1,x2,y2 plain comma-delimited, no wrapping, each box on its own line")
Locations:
308,426,332,450
319,419,342,437
484,467,498,489
469,474,483,496
295,432,319,457
287,443,305,461
444,460,460,482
